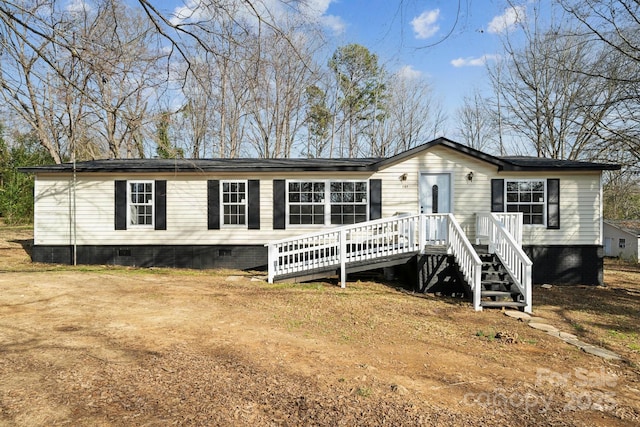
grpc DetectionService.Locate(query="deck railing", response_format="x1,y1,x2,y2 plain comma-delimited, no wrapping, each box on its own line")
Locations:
476,213,533,313
266,214,424,287
267,213,483,309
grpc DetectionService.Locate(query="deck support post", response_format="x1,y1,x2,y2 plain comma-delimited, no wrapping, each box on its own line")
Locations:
267,244,275,284
340,229,347,288
418,215,426,254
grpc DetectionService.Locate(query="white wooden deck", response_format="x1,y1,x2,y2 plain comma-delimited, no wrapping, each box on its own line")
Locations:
266,213,531,312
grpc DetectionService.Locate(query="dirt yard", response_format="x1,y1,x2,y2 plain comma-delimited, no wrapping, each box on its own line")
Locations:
0,225,639,426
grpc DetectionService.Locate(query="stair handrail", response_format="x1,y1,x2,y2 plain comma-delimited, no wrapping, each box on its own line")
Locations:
446,213,483,311
480,213,533,313
476,212,523,245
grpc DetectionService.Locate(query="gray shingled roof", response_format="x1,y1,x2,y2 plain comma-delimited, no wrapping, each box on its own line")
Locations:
19,137,620,173
605,220,640,236
19,157,382,173
500,156,619,170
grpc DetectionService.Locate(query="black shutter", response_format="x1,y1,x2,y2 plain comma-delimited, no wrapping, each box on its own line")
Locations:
273,179,286,230
154,180,167,230
248,180,260,230
208,180,220,230
115,180,127,230
547,178,560,229
369,179,382,220
491,179,505,212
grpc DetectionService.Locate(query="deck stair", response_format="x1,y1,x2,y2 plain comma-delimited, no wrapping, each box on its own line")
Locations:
266,212,532,312
476,246,527,309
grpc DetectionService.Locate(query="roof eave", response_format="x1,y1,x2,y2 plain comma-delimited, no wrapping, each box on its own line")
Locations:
497,164,621,172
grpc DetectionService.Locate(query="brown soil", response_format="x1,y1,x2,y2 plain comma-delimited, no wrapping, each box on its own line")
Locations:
0,226,639,426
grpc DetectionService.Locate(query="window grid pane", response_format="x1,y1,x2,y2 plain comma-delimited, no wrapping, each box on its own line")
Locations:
288,182,325,225
129,182,154,226
222,181,247,226
505,180,545,225
330,181,368,225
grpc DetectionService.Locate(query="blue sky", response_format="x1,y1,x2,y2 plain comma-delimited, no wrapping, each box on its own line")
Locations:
165,0,530,134
316,0,527,131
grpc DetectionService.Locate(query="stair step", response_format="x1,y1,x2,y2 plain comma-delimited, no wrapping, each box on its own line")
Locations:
480,300,527,308
482,280,511,286
482,290,521,298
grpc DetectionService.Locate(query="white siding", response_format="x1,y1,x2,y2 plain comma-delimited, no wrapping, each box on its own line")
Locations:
33,146,604,248
498,172,603,245
371,146,494,237
371,146,603,246
34,172,373,246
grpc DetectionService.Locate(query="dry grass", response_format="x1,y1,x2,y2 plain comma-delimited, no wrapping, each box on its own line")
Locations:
0,225,639,426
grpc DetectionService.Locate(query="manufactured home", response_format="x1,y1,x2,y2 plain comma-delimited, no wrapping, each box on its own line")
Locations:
604,220,640,263
21,137,619,311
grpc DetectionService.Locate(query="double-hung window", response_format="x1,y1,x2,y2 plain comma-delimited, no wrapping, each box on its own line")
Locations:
129,181,154,227
505,180,545,225
287,180,368,226
330,182,368,224
288,182,325,225
222,181,247,226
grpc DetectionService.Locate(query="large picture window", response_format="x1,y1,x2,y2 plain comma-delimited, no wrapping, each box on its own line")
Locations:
506,180,545,225
287,180,368,226
129,181,154,226
222,181,246,225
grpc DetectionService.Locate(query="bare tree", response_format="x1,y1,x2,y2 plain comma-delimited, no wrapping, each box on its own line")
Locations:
456,89,498,152
78,1,166,158
558,0,640,164
489,3,626,161
245,22,319,158
378,72,446,156
0,0,166,161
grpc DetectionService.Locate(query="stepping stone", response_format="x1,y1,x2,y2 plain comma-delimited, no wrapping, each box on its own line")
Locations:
540,284,553,289
558,331,578,340
561,338,622,361
527,317,547,323
528,322,559,333
581,346,622,361
504,310,531,320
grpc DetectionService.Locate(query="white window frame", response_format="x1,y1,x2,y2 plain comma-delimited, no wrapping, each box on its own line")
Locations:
286,180,369,227
619,238,626,249
221,180,247,227
329,181,368,225
127,180,154,228
505,179,546,226
287,180,326,226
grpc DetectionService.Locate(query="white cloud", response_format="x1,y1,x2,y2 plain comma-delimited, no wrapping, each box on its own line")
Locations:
397,65,422,80
298,0,344,35
320,15,346,35
450,54,501,68
170,0,208,26
171,0,344,34
66,0,92,14
411,9,440,40
487,5,526,34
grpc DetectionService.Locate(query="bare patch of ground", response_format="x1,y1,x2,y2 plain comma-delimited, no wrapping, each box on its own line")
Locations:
0,225,638,425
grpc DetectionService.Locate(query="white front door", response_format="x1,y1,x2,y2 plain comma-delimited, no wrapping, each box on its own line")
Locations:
420,173,451,214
